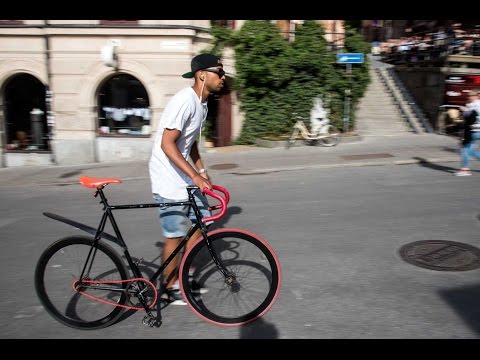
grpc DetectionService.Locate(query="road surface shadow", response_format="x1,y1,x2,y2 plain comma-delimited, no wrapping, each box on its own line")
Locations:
438,282,480,336
239,317,279,339
441,146,459,154
413,157,459,174
213,206,242,229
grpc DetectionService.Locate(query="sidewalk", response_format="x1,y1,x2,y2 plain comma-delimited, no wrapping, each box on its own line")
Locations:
0,133,462,187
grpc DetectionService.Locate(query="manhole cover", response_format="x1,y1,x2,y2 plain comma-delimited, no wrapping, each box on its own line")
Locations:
341,153,394,161
399,240,480,271
209,163,238,170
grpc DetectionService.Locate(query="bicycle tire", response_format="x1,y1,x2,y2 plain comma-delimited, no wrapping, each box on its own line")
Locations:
34,235,129,330
179,228,281,326
319,125,340,147
285,129,298,149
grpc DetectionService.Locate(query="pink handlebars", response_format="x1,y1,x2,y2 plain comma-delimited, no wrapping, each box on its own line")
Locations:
202,185,230,223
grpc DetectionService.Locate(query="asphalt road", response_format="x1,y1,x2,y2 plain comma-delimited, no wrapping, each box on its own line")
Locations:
1,157,479,339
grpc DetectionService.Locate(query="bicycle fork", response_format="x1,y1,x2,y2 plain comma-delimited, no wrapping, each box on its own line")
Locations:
200,227,239,291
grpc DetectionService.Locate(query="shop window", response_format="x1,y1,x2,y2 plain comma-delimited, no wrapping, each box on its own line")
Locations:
3,73,49,152
97,74,151,136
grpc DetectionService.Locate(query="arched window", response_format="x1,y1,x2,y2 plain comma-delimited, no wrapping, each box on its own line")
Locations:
3,73,48,151
97,74,151,136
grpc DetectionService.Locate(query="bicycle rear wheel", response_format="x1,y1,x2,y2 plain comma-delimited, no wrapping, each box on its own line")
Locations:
285,129,298,149
179,228,281,326
34,235,129,330
319,125,340,147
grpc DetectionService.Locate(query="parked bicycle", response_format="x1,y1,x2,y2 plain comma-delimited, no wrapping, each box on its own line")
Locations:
285,113,341,149
34,176,281,330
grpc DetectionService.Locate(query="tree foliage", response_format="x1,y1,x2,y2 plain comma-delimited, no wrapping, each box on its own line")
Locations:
207,20,371,144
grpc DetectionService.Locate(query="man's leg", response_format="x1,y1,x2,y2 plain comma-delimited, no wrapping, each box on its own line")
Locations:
162,237,182,289
153,193,191,290
162,229,202,289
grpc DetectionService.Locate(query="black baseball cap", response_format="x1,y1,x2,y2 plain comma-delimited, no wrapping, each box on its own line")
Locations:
182,53,223,78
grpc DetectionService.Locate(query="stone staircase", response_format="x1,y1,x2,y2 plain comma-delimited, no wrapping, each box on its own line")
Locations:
355,62,413,137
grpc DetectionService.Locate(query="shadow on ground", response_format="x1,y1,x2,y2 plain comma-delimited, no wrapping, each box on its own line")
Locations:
213,206,242,228
438,282,480,336
413,157,458,174
239,317,279,339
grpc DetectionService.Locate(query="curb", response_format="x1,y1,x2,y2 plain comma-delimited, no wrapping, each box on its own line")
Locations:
0,157,460,187
225,157,459,175
255,134,363,148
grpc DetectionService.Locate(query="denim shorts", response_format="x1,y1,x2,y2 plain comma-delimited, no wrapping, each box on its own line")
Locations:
153,190,211,238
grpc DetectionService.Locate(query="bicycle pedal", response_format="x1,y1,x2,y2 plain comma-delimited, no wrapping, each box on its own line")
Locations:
142,315,161,327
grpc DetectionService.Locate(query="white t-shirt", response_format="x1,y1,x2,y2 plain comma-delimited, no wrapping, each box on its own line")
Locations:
149,87,208,199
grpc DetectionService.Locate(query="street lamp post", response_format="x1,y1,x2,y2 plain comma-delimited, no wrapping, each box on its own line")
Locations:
44,20,56,163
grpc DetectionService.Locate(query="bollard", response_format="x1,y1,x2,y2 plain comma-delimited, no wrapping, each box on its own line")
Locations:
30,108,44,149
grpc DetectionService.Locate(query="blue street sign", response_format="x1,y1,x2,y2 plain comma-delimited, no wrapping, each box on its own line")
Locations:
336,53,364,64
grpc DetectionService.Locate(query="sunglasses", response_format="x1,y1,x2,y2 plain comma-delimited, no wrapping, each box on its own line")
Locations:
204,68,226,78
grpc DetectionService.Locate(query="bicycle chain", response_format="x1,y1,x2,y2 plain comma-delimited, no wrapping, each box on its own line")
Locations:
72,277,158,310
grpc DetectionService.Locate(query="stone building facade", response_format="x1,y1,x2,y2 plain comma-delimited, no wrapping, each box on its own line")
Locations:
0,20,343,167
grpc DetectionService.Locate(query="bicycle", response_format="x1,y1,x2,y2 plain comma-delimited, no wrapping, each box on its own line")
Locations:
285,113,341,149
34,175,281,330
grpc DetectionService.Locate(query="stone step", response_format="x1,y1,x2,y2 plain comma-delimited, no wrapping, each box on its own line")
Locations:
357,105,399,110
365,90,393,95
354,61,418,136
357,108,400,113
357,101,397,108
356,121,406,126
357,119,409,125
356,112,402,117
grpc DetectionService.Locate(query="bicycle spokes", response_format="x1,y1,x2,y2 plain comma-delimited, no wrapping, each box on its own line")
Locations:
73,278,157,310
181,229,281,326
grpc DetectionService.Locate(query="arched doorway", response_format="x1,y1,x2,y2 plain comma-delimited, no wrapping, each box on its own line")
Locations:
205,77,232,147
3,73,48,151
97,73,151,136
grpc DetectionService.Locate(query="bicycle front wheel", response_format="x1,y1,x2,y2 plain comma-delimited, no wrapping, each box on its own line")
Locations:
285,129,298,149
179,228,281,326
319,125,341,147
34,235,129,330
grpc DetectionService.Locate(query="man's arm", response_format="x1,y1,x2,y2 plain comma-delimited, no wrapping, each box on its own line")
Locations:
190,140,210,180
161,129,212,190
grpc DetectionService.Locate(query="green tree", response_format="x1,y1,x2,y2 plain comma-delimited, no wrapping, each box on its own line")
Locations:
283,20,338,130
233,20,293,143
206,20,371,143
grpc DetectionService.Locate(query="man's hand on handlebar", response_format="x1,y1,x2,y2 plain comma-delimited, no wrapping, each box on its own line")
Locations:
193,173,212,191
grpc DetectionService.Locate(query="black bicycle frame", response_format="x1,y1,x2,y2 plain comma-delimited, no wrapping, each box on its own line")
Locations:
83,186,204,284
44,185,230,289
